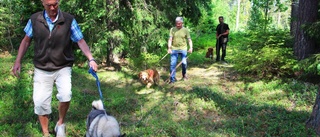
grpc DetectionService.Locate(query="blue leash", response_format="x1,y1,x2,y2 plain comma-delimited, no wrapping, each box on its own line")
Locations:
88,67,104,101
88,68,108,115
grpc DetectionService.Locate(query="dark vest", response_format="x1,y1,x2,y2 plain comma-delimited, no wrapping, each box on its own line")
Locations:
30,11,75,71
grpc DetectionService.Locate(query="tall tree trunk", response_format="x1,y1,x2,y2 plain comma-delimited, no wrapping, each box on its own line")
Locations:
105,0,120,66
290,0,299,36
293,0,319,60
306,88,320,135
235,0,241,31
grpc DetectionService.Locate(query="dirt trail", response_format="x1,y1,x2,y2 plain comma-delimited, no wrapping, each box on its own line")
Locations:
159,62,235,90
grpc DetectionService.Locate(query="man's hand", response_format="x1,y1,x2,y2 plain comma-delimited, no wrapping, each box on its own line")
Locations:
168,49,172,54
216,34,221,39
188,48,193,53
12,62,21,77
89,59,98,72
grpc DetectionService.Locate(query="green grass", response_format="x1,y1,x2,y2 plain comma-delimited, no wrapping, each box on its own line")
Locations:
0,51,318,137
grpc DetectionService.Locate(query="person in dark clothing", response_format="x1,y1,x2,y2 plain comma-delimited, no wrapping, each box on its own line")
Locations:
216,16,230,62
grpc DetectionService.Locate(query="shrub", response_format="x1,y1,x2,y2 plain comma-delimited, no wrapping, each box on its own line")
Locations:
293,54,320,75
192,33,216,50
229,31,297,79
127,52,163,71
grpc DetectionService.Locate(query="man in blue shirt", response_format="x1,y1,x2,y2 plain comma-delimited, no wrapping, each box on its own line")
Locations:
11,0,98,136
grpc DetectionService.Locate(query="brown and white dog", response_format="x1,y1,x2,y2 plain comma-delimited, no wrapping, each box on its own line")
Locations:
138,68,160,88
205,47,214,59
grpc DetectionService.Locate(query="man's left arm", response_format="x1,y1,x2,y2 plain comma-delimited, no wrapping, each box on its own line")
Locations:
70,19,98,71
186,30,193,53
222,24,230,36
77,39,98,71
222,29,229,36
188,38,193,53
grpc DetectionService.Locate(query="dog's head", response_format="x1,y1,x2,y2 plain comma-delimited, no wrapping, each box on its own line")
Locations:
208,48,213,52
92,100,104,110
139,71,149,81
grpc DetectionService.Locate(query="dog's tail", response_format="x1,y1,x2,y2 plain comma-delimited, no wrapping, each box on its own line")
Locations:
92,100,104,110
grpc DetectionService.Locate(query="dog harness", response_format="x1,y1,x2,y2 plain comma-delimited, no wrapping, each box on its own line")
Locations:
87,109,106,129
146,69,154,78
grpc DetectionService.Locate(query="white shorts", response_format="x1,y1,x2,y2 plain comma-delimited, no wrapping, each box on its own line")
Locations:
33,67,72,115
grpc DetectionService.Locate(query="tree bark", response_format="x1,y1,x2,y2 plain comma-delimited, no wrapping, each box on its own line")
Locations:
290,0,299,36
306,88,320,135
293,0,319,60
105,0,120,66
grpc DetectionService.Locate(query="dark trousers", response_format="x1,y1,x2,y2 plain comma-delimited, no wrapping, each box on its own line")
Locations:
216,38,227,61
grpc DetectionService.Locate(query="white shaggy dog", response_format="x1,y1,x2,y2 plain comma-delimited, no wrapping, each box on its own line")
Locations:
86,100,125,137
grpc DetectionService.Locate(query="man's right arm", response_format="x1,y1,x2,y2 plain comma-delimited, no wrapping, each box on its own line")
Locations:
12,35,32,77
216,25,220,39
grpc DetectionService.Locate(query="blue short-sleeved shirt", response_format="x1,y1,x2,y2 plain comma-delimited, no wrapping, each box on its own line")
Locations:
24,10,83,42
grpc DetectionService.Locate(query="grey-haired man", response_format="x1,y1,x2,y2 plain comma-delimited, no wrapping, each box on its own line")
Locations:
11,0,98,136
167,17,193,84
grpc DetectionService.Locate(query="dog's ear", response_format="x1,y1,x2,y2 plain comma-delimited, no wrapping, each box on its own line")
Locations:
119,133,126,137
138,72,141,78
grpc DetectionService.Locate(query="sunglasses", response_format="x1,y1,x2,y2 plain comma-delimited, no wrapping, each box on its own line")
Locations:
44,2,59,8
